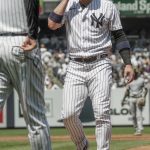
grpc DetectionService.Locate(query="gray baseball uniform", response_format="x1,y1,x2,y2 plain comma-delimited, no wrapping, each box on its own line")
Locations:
127,76,147,135
60,0,122,149
0,0,51,149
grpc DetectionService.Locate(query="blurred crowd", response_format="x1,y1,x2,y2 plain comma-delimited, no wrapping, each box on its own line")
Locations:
111,51,150,89
40,33,150,90
40,35,68,90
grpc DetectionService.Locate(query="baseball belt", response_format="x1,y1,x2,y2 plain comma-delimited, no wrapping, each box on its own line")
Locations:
70,54,108,63
130,95,142,98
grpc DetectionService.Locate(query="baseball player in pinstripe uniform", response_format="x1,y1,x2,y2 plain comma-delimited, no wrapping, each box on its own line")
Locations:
0,0,51,149
48,0,134,149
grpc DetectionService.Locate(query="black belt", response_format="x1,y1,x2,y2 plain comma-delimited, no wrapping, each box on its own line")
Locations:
70,54,108,63
0,32,28,36
131,95,141,98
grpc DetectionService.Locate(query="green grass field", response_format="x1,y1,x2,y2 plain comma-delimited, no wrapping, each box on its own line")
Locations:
0,127,150,150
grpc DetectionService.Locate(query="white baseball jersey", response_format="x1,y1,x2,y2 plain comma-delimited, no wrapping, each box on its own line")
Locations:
128,77,145,97
0,0,28,33
63,0,122,57
0,0,51,150
61,0,121,149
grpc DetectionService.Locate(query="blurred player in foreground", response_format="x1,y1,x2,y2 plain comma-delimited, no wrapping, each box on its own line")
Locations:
122,70,148,136
0,0,51,149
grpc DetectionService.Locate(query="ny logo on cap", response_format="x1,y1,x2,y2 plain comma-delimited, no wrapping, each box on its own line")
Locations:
91,13,105,28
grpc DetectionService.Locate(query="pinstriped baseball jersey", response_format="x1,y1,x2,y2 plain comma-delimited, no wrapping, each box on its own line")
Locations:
0,0,39,39
0,0,28,33
0,0,52,150
63,0,122,57
59,0,123,149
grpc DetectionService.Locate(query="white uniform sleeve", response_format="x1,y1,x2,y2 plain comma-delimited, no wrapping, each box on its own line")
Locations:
61,0,72,25
61,12,67,24
109,3,122,31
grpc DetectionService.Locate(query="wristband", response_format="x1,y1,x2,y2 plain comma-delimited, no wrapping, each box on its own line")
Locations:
49,12,63,23
116,41,130,51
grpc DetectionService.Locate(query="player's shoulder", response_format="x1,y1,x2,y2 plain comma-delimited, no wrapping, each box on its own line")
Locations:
102,0,114,5
101,0,117,10
67,0,78,7
66,0,78,11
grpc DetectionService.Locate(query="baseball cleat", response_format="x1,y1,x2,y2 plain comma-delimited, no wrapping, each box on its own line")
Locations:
134,130,142,136
83,140,89,150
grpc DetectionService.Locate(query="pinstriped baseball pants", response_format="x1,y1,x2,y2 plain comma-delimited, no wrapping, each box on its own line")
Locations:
0,36,51,150
61,58,112,150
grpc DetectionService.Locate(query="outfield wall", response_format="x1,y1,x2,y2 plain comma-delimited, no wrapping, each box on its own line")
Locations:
0,88,150,128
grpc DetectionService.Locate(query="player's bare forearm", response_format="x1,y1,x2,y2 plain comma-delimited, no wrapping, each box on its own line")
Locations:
54,0,69,15
122,88,129,100
124,88,129,98
121,88,129,106
48,0,69,30
144,87,148,98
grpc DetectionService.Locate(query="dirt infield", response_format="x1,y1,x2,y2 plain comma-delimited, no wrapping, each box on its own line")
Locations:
0,134,150,142
0,134,150,149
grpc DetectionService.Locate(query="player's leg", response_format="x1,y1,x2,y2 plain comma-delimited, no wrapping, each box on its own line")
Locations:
129,100,137,129
7,36,51,150
136,102,143,133
19,48,51,150
0,39,13,112
61,61,89,150
88,60,112,150
0,72,13,111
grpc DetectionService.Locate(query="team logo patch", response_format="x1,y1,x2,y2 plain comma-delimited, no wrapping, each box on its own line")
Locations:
91,13,105,28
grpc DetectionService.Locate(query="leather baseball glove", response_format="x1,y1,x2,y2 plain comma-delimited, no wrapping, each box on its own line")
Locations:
137,98,145,107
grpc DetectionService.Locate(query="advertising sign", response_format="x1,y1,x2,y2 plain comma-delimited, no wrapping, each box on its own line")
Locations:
114,0,150,17
111,88,150,125
13,88,150,127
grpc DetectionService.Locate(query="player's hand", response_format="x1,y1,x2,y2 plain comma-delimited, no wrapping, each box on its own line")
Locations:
21,37,37,51
124,64,134,84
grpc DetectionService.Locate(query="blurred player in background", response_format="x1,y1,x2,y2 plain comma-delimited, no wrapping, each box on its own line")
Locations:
122,70,148,136
0,0,51,149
